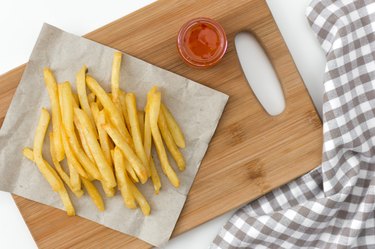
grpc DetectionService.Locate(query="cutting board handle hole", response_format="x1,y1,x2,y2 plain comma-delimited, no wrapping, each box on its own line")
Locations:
234,32,285,116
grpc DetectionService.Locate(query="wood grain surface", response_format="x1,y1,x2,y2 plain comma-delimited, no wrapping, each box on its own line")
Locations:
0,0,323,248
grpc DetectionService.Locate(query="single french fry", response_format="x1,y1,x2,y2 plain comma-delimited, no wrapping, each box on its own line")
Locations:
119,91,131,133
129,182,150,216
76,65,96,131
150,156,161,194
111,51,122,101
59,82,100,180
81,178,105,211
158,110,185,171
74,116,95,163
68,161,81,192
113,147,136,209
91,102,113,168
149,92,179,187
74,108,116,188
126,93,150,176
33,108,64,192
143,86,157,161
86,75,132,144
103,122,148,183
58,187,76,216
61,127,88,178
43,68,64,161
138,111,145,142
49,133,84,198
161,103,186,148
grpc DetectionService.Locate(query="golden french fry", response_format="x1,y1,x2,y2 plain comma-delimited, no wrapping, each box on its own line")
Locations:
86,75,132,138
158,110,185,171
59,82,100,180
150,156,161,194
91,102,113,168
74,108,116,188
61,127,88,178
74,116,95,163
129,182,150,216
49,133,84,198
119,91,132,133
33,108,64,192
76,65,96,131
111,51,122,101
143,86,157,161
102,122,148,183
149,92,179,187
68,160,81,192
113,147,136,208
126,93,150,176
161,104,186,148
138,111,145,142
81,178,105,211
58,187,76,216
43,68,65,161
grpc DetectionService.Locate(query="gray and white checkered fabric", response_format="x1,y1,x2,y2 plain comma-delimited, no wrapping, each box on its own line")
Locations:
211,0,375,248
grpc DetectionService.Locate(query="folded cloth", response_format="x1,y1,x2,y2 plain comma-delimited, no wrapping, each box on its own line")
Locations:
211,0,375,248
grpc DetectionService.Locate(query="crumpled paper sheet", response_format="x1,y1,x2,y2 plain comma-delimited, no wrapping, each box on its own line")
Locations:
0,24,228,247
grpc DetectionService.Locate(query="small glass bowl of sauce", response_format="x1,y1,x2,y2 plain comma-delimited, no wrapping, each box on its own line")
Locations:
177,17,227,68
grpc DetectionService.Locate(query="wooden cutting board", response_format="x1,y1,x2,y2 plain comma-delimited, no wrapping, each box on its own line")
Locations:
0,0,323,248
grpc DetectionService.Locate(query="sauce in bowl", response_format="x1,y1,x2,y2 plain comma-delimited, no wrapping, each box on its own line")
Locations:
177,17,227,68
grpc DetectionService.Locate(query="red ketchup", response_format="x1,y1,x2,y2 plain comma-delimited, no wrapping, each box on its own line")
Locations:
177,17,227,68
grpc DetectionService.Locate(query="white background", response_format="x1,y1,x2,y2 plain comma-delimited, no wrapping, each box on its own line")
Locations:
0,0,326,248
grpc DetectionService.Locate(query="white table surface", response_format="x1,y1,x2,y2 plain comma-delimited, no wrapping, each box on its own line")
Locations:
0,0,326,248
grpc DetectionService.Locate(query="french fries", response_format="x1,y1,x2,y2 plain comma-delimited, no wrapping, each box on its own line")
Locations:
81,178,105,211
60,82,101,180
149,92,180,187
119,91,131,133
33,108,64,191
44,68,65,161
31,109,75,216
114,147,136,209
111,51,122,101
74,108,116,188
150,157,161,194
126,93,150,176
91,103,113,168
49,133,84,198
76,65,96,131
24,51,187,216
158,110,185,171
161,104,186,148
103,122,148,184
129,181,151,216
86,75,132,145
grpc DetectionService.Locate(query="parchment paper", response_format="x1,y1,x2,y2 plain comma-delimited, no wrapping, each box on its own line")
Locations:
0,24,228,247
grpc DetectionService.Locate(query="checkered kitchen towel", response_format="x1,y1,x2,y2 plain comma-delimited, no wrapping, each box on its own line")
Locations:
211,0,375,248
